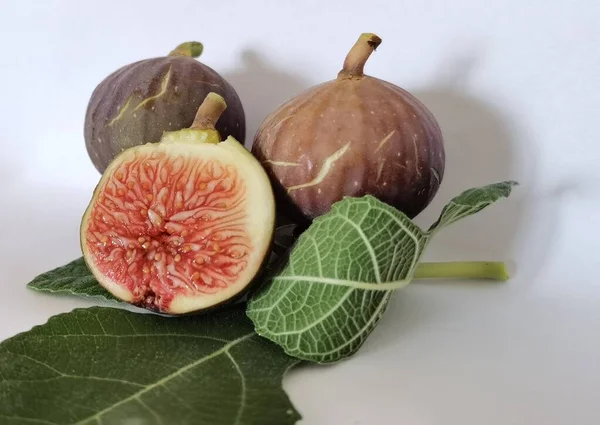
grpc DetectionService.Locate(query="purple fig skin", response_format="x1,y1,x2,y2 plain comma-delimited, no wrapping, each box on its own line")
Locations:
251,33,444,222
85,43,245,173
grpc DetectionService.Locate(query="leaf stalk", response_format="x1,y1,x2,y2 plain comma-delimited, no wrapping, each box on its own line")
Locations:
414,261,509,281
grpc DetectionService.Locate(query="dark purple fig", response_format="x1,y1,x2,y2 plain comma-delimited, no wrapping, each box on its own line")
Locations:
251,33,445,222
85,42,245,173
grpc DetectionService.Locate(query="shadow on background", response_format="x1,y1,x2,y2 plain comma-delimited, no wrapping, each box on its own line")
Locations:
223,50,312,149
359,53,559,355
409,52,546,283
412,86,526,262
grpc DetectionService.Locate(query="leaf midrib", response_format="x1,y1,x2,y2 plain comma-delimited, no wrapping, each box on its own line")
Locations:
73,332,254,425
274,275,411,291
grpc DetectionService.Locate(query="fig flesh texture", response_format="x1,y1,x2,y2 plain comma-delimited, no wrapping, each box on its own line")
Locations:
85,41,246,173
81,93,274,315
251,33,445,222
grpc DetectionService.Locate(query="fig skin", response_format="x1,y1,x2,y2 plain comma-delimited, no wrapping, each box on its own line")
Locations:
251,33,445,222
85,42,246,173
81,93,275,316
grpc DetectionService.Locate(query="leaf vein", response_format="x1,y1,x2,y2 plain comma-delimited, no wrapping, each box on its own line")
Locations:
73,332,254,425
336,214,382,283
136,396,164,425
6,351,66,377
19,333,230,343
300,291,392,358
4,375,145,387
95,315,108,336
309,236,324,277
268,289,354,336
226,351,247,425
0,415,57,425
375,207,422,273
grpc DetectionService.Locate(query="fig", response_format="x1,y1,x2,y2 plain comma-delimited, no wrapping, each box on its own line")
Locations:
85,41,245,173
80,93,274,315
251,33,445,221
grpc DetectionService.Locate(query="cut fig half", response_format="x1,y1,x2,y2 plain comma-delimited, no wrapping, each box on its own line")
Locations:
81,93,275,315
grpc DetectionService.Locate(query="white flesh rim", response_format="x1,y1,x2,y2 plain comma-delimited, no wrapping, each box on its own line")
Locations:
81,134,275,314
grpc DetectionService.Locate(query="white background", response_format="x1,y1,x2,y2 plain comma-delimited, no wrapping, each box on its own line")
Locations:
1,1,599,424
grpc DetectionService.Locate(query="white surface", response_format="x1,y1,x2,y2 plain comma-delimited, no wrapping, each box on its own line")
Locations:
1,0,599,424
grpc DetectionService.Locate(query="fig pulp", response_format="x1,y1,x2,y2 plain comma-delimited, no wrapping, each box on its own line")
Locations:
251,33,445,222
81,93,274,315
85,41,246,173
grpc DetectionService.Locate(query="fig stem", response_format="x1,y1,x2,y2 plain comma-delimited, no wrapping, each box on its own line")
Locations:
338,33,382,79
191,92,228,130
169,41,204,58
414,261,509,281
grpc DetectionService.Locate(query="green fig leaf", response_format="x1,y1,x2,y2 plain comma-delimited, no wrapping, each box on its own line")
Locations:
428,181,518,232
0,306,301,425
27,257,117,302
247,181,517,363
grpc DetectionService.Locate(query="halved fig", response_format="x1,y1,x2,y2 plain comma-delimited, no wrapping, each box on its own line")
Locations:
81,93,275,315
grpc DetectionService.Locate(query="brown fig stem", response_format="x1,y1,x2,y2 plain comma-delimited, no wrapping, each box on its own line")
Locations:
168,41,204,58
191,92,227,130
338,33,382,79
